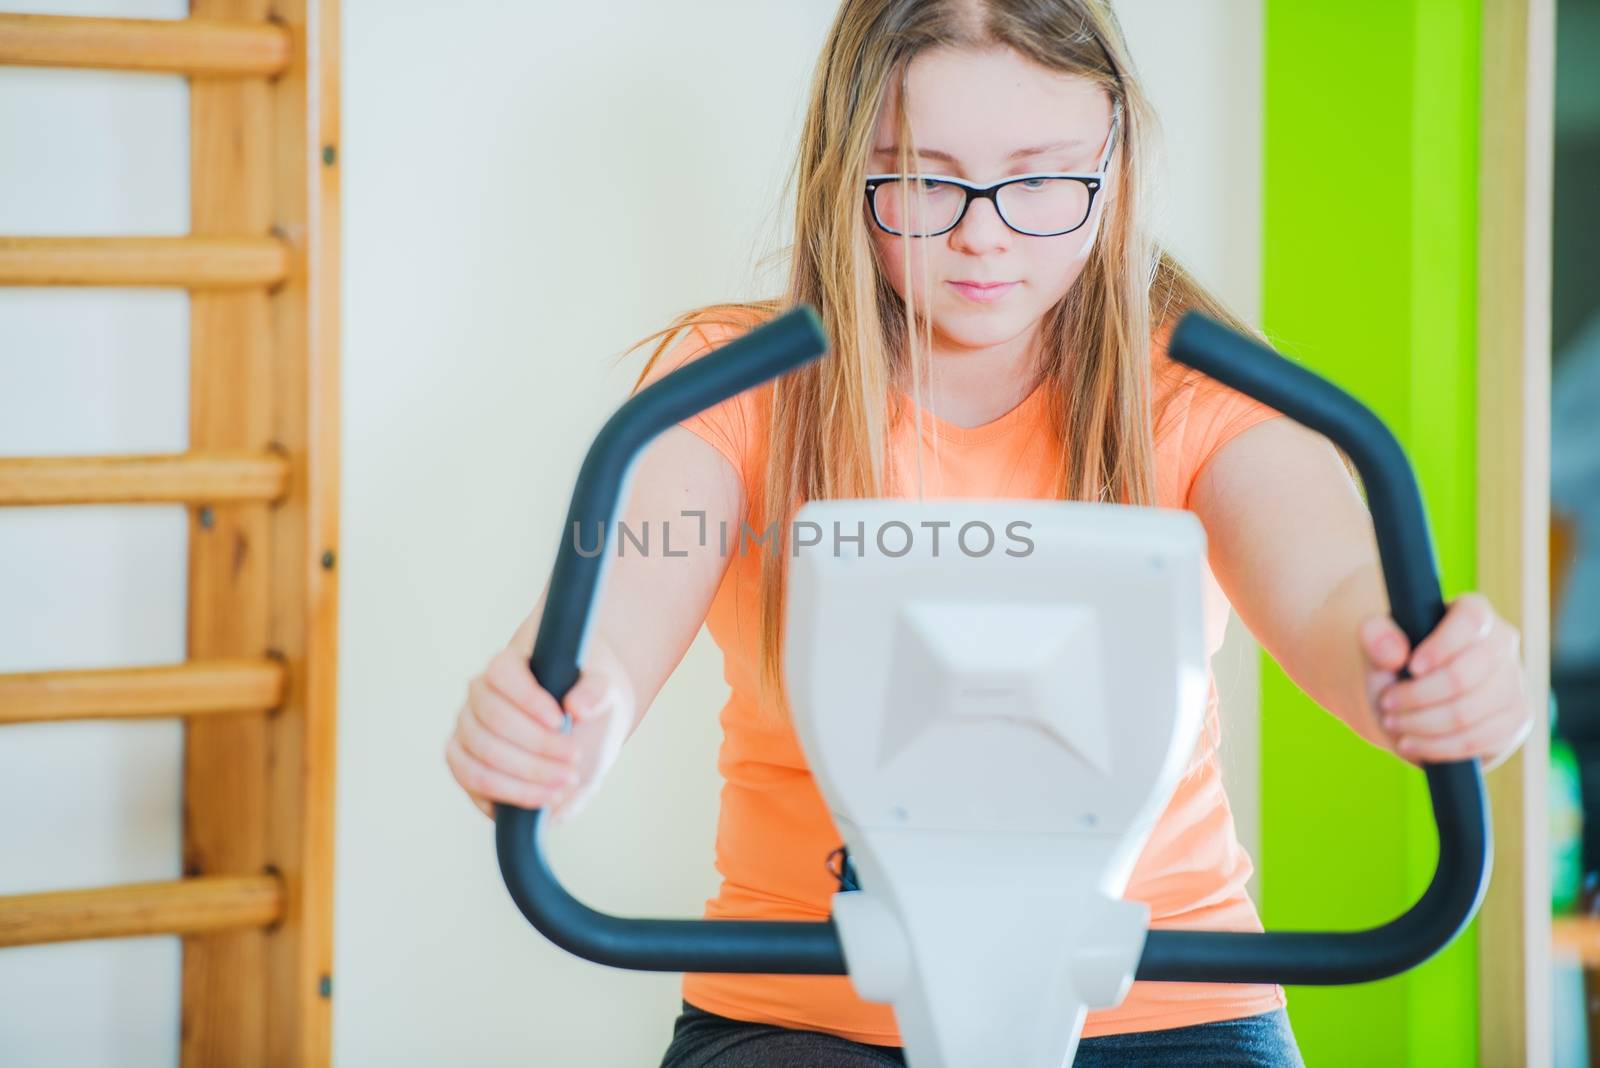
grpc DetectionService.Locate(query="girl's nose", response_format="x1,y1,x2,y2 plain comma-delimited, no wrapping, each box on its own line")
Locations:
949,195,1011,255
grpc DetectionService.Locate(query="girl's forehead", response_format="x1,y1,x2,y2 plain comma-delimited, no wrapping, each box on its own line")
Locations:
875,46,1112,160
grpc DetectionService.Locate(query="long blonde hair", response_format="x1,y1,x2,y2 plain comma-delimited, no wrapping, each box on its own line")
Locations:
631,0,1254,712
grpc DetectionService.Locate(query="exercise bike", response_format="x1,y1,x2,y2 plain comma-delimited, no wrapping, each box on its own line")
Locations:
492,307,1491,1067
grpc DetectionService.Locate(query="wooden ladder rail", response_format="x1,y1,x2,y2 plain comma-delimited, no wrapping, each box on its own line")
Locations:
0,7,339,1067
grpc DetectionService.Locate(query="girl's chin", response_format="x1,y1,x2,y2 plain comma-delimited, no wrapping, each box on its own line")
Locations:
926,310,1031,350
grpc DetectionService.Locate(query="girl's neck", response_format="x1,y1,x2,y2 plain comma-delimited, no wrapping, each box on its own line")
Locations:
902,322,1045,429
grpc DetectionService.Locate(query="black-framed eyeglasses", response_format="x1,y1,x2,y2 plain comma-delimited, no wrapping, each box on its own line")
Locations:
864,103,1121,238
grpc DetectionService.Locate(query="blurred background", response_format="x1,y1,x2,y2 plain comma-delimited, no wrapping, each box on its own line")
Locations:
0,0,1585,1064
1548,0,1600,1062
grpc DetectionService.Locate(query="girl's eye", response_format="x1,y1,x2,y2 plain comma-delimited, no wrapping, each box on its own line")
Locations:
1019,178,1049,191
917,178,944,192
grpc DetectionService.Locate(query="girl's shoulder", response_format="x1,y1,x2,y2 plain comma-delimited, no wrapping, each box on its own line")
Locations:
1149,319,1284,509
634,301,783,382
630,301,783,484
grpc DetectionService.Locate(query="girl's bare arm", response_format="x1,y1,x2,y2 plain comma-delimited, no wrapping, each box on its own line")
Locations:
448,425,743,817
1191,417,1529,768
506,425,744,726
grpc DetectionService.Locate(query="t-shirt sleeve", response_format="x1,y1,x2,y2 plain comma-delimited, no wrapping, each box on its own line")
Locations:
629,317,764,487
1178,376,1284,510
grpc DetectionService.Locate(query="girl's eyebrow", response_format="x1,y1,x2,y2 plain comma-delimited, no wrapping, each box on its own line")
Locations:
869,139,1085,162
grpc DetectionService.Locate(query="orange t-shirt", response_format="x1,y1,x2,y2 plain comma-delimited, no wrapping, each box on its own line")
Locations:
633,309,1286,1044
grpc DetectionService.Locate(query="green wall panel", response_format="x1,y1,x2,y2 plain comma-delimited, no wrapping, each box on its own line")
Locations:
1261,2,1480,1064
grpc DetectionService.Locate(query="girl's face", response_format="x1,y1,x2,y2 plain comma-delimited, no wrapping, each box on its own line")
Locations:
867,46,1116,355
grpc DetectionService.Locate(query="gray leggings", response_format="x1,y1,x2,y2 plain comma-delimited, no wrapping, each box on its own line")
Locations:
659,1000,1306,1067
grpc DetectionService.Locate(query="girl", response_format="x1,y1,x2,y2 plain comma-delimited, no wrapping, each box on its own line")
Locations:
446,1,1532,1064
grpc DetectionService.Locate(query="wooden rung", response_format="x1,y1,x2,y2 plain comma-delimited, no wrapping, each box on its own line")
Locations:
0,659,284,725
0,14,291,77
0,236,289,288
0,875,282,947
0,451,289,506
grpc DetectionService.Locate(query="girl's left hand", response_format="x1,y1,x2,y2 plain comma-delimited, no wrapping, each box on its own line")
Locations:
1358,592,1532,771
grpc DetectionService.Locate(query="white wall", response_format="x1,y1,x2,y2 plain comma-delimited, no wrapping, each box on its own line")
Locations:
335,3,836,1065
1119,0,1262,321
0,1,1260,1064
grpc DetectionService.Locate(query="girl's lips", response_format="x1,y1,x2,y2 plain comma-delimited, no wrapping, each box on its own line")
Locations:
947,280,1019,304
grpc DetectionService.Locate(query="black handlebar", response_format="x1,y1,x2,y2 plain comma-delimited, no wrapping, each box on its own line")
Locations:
494,306,1491,985
495,306,847,973
1137,313,1492,983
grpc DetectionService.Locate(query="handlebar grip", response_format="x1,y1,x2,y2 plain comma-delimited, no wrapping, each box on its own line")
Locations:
494,305,850,974
1139,312,1492,983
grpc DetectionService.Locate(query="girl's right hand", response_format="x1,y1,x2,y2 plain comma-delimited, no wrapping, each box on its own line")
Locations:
445,638,637,823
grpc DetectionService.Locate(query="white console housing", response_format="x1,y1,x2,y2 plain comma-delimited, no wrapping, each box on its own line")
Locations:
784,499,1209,1067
